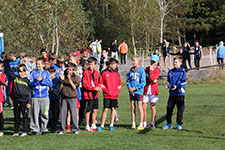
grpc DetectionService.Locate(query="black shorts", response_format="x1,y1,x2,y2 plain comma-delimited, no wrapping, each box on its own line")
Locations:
104,98,118,109
217,57,224,64
130,94,142,102
85,99,98,112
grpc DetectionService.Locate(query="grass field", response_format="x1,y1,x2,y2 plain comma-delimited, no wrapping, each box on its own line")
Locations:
1,82,225,150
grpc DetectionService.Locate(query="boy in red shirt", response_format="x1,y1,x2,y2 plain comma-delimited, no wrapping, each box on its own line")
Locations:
143,55,160,128
98,58,121,131
82,57,101,131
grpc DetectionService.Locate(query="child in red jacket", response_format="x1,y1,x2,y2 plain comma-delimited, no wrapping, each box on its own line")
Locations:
97,58,121,131
0,60,7,136
143,55,160,128
82,57,101,131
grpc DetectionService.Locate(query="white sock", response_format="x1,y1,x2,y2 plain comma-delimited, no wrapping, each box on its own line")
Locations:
101,124,104,128
91,124,96,128
110,124,113,127
86,125,90,129
152,122,155,126
132,122,136,126
143,122,147,127
140,122,143,127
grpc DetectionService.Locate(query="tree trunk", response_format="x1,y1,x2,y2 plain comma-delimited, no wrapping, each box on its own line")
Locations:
160,17,164,44
177,28,181,46
56,25,59,56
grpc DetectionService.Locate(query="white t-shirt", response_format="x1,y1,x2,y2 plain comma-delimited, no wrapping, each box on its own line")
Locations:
90,41,98,52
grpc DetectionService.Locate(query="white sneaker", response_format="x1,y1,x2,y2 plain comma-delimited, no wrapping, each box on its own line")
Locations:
12,133,19,136
20,133,28,137
74,131,79,135
59,131,64,135
91,126,97,131
85,127,91,131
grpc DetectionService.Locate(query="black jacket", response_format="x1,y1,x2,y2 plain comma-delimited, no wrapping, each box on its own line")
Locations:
9,69,32,104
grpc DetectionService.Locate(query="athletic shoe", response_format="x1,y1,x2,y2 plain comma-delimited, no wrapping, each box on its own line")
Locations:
175,124,182,130
162,123,172,129
32,132,40,136
137,125,145,130
74,131,79,135
85,127,91,131
9,106,14,110
131,125,136,129
12,133,19,137
109,126,114,131
0,132,4,136
150,123,155,129
42,132,48,135
20,133,28,137
66,128,71,133
114,118,119,122
91,126,97,131
59,131,64,135
97,126,104,132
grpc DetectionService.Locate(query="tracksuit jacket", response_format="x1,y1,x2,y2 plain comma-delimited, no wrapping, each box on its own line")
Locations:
127,67,146,95
82,69,100,100
0,71,7,103
29,69,52,98
144,66,160,95
99,68,121,99
167,67,186,96
9,69,32,104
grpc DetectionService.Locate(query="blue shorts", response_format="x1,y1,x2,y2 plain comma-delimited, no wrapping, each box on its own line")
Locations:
130,94,142,101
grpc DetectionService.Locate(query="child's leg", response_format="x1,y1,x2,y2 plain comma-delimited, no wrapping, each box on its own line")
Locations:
68,98,79,132
114,108,119,121
76,108,79,125
21,101,28,133
110,107,115,126
60,99,68,132
142,102,148,125
13,101,20,133
30,98,41,133
166,96,176,124
39,97,50,132
0,102,3,132
137,101,144,125
176,96,185,125
130,101,136,124
101,108,108,126
85,100,91,127
66,109,71,131
150,103,156,123
92,109,98,125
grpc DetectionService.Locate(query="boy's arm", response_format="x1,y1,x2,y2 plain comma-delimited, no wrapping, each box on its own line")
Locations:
0,73,7,85
167,71,173,88
149,68,160,83
82,72,96,91
29,71,40,87
99,73,108,93
41,71,52,87
136,69,146,91
126,71,132,89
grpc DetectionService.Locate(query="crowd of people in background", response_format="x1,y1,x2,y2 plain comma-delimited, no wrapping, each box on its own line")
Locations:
0,38,224,137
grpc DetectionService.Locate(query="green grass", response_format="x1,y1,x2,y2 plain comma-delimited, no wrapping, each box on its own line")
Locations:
1,82,225,150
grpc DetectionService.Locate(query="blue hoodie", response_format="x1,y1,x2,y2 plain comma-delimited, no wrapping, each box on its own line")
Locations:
217,45,225,58
127,67,146,95
29,69,52,98
167,67,186,96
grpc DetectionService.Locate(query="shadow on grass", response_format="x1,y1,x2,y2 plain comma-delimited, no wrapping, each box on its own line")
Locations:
138,115,167,134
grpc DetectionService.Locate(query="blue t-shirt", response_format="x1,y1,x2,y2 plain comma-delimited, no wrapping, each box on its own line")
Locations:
217,46,225,58
51,64,62,79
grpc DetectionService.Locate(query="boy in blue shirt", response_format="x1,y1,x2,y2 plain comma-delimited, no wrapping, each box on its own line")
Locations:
127,55,146,130
29,58,52,135
162,56,186,130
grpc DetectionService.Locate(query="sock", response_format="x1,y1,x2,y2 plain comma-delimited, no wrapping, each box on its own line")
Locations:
140,122,143,127
86,125,90,129
109,124,113,127
151,122,155,126
91,124,96,128
143,122,147,127
101,124,104,128
67,125,71,129
132,122,136,126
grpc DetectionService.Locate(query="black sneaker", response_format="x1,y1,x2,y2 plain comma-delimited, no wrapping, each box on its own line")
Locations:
32,132,40,136
42,132,48,135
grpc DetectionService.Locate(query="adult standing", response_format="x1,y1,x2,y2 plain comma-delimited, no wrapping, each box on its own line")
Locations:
90,39,98,59
182,42,192,69
161,39,169,70
111,40,118,60
118,40,128,65
192,41,203,68
217,41,225,69
97,40,102,63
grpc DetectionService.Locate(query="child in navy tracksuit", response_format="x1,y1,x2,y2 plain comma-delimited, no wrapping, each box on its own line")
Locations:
29,58,52,135
98,58,121,131
9,64,31,137
127,55,146,130
162,56,186,130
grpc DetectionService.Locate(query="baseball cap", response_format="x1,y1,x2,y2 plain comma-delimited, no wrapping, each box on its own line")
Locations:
150,55,159,62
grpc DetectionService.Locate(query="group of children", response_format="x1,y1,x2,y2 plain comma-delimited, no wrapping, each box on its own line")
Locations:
0,48,187,136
